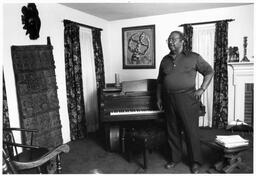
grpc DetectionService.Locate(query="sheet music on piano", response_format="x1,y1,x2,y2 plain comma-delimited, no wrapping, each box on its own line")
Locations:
103,87,122,92
121,79,157,93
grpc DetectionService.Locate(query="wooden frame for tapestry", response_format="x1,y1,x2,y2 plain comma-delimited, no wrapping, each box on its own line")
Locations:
122,25,155,69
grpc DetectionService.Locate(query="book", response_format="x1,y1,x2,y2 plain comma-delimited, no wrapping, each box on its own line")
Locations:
215,135,249,148
215,141,249,148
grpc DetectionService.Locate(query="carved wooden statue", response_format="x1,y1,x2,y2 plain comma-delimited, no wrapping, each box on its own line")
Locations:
21,3,41,40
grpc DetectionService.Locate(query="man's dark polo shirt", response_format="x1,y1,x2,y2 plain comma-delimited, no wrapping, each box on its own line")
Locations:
157,51,214,92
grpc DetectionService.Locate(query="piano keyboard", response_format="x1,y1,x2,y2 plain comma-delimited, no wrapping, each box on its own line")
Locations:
110,110,164,116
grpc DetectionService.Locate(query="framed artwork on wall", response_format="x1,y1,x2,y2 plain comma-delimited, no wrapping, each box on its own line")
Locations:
122,25,155,69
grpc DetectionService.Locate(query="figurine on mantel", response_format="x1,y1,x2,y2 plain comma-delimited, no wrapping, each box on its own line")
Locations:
241,36,250,62
228,46,239,62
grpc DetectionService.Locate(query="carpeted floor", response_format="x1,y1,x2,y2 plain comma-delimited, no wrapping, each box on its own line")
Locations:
61,128,253,174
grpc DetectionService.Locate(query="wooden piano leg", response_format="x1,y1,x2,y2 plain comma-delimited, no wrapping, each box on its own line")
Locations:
127,149,132,162
143,148,147,169
143,139,147,169
104,124,110,151
121,128,126,153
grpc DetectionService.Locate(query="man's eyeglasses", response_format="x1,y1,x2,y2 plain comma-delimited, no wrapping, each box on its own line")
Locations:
166,38,181,44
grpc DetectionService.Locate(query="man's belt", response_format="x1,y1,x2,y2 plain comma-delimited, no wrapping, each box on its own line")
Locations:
165,88,195,94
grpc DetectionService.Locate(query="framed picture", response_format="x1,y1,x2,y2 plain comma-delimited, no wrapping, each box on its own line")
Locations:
122,25,155,69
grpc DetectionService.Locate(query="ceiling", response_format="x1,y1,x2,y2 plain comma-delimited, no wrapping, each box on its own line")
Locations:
61,3,250,21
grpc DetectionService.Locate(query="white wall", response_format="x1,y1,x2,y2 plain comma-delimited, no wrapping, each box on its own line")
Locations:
3,3,254,143
3,3,109,143
106,4,254,83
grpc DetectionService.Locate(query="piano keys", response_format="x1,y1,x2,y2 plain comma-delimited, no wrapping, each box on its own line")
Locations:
100,79,164,151
110,109,163,116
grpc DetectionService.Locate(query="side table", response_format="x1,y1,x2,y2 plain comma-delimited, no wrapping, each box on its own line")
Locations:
201,140,249,173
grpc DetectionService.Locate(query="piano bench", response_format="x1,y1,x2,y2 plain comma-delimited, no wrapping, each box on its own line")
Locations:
124,126,166,169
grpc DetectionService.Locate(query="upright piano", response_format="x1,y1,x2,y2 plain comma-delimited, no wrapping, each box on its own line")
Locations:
100,79,164,151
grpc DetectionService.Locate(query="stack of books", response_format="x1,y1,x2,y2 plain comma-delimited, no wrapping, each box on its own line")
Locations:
215,135,249,148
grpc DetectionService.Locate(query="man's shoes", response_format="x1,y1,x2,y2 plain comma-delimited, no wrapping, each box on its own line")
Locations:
164,161,178,169
191,163,200,174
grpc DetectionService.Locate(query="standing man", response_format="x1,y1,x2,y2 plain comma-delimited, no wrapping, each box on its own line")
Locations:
157,31,214,173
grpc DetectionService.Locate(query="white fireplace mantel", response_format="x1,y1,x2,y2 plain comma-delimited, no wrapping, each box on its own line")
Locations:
228,62,254,124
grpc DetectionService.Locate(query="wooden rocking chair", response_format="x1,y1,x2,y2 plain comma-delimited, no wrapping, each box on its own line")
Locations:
3,128,70,174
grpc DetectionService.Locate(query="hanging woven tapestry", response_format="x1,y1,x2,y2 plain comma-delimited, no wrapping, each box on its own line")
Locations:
11,38,62,149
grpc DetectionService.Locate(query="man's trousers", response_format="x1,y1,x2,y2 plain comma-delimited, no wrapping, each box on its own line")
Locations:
163,90,203,164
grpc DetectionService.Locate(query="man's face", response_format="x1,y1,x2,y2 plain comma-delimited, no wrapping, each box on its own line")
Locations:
167,32,184,52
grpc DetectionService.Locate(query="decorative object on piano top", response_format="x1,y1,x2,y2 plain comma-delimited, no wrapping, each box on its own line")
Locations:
228,46,239,62
241,36,250,62
114,73,121,88
103,82,122,93
122,25,155,69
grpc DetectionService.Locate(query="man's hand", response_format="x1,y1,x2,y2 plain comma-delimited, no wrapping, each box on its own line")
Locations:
157,99,163,111
194,88,204,101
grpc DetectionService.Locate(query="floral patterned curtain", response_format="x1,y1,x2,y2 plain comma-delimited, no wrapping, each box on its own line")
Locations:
3,73,10,129
3,73,13,153
64,21,87,140
183,24,193,52
92,29,105,110
212,21,229,128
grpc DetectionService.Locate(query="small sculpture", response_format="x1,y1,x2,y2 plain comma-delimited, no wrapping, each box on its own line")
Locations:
241,36,249,62
115,73,121,88
228,46,239,62
21,3,41,40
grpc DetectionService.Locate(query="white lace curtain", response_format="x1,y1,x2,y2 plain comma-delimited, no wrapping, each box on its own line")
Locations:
192,24,215,127
79,27,99,132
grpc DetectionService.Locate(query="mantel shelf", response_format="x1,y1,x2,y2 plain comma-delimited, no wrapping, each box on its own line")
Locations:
228,62,254,72
227,62,254,66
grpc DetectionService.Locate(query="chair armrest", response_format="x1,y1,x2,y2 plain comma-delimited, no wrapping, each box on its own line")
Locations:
11,144,70,170
3,141,41,149
3,128,38,133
